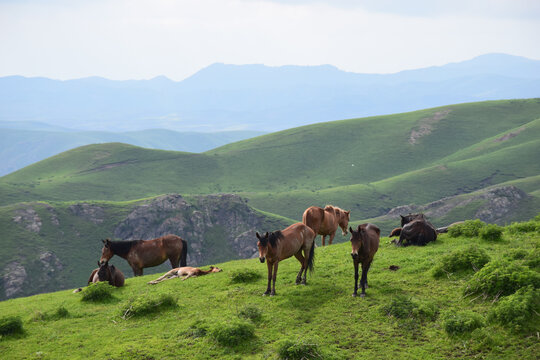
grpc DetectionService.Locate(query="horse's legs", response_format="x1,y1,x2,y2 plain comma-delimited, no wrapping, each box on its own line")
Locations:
360,262,370,297
132,266,143,276
328,232,336,246
294,251,305,285
169,256,180,269
321,235,326,247
271,261,279,296
263,261,273,296
148,269,179,284
352,260,359,297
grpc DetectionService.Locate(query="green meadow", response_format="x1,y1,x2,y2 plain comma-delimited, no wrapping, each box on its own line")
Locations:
0,219,538,359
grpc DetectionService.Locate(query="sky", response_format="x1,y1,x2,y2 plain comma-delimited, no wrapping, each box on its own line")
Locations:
1,0,539,81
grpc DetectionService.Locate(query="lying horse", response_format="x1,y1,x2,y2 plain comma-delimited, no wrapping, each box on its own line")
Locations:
390,213,437,246
256,222,316,296
100,234,188,276
349,224,380,297
88,261,125,287
148,266,222,284
302,205,350,246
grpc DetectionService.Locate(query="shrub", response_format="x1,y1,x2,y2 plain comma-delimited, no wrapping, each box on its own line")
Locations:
442,310,484,336
489,286,540,333
81,282,115,302
524,248,540,270
185,320,208,338
229,268,262,284
278,339,323,360
210,320,255,347
479,224,503,241
505,248,529,260
448,219,486,238
464,260,540,298
238,305,262,322
432,245,490,278
505,220,539,234
121,294,177,319
0,316,24,337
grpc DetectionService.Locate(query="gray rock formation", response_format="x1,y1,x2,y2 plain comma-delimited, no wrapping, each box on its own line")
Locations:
12,206,42,233
2,261,27,298
69,203,104,224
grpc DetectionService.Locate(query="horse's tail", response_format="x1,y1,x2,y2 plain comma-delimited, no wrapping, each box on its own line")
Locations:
180,239,188,267
307,241,315,274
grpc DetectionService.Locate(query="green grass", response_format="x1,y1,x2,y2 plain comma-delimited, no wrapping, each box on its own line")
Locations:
0,221,538,359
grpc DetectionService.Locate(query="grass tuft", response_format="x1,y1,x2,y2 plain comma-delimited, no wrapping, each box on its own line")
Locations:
431,245,490,278
209,320,255,347
442,310,484,336
121,294,177,319
479,224,503,241
80,282,115,302
277,338,324,360
238,305,263,322
448,219,486,238
489,286,540,333
0,316,24,337
229,268,262,284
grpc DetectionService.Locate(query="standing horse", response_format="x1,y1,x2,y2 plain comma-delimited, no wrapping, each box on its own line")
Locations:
302,205,350,246
389,213,437,246
349,223,380,297
100,234,188,276
88,261,125,287
148,266,222,284
256,222,316,296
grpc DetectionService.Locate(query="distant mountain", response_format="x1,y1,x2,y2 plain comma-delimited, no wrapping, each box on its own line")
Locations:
1,54,539,132
0,126,264,176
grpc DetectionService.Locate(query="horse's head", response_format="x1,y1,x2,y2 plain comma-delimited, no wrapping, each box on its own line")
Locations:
97,260,111,281
100,239,114,264
349,224,366,260
400,213,424,227
255,232,270,263
209,266,223,273
338,210,351,236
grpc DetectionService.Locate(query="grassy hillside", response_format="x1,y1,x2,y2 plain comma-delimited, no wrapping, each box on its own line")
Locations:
0,219,538,359
1,99,539,221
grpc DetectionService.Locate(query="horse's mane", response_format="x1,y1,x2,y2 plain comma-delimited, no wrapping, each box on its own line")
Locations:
268,231,283,247
109,240,143,257
324,205,345,213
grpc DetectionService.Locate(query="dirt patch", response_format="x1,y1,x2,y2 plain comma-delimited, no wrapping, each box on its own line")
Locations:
409,109,451,145
493,127,526,142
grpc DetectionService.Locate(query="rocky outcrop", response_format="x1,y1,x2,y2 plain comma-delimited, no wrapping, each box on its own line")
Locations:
114,194,267,265
2,261,27,298
384,185,529,224
69,203,104,224
12,206,42,233
39,251,63,275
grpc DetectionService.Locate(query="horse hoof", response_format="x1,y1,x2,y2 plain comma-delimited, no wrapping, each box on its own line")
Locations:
352,293,357,297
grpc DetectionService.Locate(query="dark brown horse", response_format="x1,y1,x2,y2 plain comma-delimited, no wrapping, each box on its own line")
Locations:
302,205,350,246
88,261,125,287
389,213,437,246
256,222,316,296
100,234,188,276
349,223,380,297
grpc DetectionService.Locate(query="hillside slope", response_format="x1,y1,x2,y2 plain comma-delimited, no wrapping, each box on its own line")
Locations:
0,219,538,359
1,99,539,220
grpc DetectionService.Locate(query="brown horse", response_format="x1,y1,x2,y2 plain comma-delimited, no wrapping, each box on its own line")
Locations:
256,222,316,296
88,261,125,287
349,223,380,297
389,213,437,246
302,205,350,246
148,266,222,284
100,234,188,276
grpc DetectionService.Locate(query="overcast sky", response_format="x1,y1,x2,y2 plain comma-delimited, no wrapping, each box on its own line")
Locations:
1,0,539,80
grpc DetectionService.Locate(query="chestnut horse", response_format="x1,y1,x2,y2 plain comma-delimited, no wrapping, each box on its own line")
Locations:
88,261,125,287
349,223,380,297
148,266,222,284
100,234,187,276
256,222,316,296
389,214,437,246
302,205,350,246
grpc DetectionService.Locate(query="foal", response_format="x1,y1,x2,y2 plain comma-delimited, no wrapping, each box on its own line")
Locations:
349,224,380,297
148,266,222,284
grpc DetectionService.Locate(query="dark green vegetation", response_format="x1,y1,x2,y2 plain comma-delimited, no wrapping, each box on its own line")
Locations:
0,219,538,359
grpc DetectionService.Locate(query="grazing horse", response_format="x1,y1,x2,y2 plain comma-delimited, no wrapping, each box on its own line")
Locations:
88,261,125,287
148,266,222,284
256,222,316,296
349,223,380,297
302,205,351,246
100,234,188,276
389,213,437,246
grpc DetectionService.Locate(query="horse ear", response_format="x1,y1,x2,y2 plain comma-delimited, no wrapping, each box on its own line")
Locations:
349,226,354,233
400,215,405,219
265,232,269,238
102,239,106,244
256,232,261,239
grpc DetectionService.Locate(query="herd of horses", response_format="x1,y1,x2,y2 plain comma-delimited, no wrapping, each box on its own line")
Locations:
89,204,443,298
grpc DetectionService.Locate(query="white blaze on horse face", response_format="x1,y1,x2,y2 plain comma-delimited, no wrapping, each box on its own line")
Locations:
257,241,267,263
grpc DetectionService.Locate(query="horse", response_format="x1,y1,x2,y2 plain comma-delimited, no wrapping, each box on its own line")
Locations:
256,222,316,296
302,205,351,246
148,266,222,284
389,213,437,246
100,234,188,276
88,261,125,287
349,223,380,297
